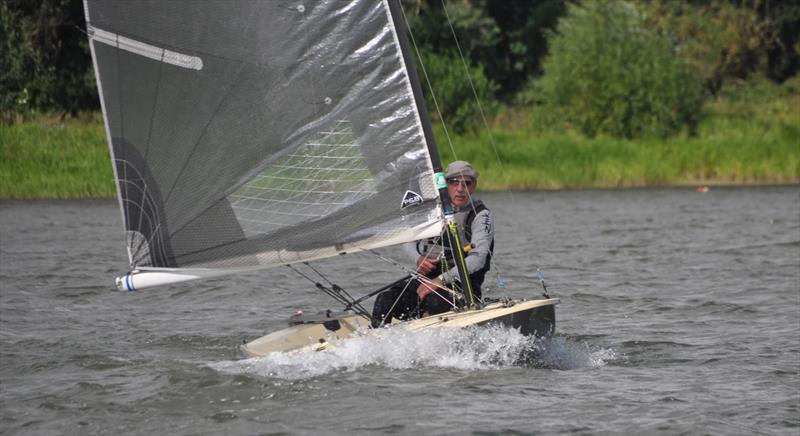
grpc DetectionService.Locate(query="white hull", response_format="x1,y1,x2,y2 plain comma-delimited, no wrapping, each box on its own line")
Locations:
241,298,559,357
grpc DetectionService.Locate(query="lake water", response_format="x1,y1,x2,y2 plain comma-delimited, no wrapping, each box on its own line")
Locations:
1,186,798,435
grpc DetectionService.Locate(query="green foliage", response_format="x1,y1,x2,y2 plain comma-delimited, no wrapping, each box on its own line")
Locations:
483,0,566,98
416,48,498,133
401,0,565,98
435,86,799,190
0,0,96,119
0,3,34,116
2,0,796,123
638,0,796,95
536,0,705,139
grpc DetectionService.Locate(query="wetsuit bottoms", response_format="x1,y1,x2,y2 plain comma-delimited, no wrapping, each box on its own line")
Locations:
371,278,462,328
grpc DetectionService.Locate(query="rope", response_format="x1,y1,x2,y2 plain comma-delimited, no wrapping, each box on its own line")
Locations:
439,0,509,192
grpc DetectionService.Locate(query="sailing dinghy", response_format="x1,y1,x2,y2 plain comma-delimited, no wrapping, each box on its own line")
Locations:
83,0,558,357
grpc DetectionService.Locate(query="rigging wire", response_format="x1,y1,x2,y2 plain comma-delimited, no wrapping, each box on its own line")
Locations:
439,0,510,191
285,264,373,321
398,4,459,162
398,4,489,298
404,0,528,295
365,250,460,301
446,0,550,292
376,273,416,328
303,262,363,305
438,0,507,289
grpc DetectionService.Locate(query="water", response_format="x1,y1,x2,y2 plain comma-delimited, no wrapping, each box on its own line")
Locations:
1,186,798,435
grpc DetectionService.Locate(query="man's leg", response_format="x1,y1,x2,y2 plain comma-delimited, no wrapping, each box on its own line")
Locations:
420,284,482,315
371,279,420,327
420,291,454,316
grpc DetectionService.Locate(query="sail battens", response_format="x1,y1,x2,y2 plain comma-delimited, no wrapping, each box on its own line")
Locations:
306,138,360,144
87,25,203,71
232,187,372,195
235,210,325,219
268,166,369,173
229,197,349,207
285,154,358,160
245,177,372,184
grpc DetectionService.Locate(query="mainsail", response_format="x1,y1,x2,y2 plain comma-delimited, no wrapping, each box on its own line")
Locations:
84,0,446,289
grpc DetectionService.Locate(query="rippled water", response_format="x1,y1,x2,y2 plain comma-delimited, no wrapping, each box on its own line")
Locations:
1,186,798,435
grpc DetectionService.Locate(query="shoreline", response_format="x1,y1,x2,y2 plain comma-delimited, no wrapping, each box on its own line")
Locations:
2,180,797,201
482,179,800,192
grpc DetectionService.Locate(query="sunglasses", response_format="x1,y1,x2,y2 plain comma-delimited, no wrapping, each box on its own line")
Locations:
446,178,474,187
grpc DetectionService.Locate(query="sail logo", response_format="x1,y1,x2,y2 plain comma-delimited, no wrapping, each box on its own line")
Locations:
401,190,424,209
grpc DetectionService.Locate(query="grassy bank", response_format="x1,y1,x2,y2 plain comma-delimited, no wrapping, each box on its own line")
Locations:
1,112,113,199
1,86,798,199
438,79,800,191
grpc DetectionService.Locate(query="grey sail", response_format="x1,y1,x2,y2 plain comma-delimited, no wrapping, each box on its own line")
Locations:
84,0,444,288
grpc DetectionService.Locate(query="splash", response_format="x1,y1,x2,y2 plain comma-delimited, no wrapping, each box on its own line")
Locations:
211,325,617,380
524,336,618,370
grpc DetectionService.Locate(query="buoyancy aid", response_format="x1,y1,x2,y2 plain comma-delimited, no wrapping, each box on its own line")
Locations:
415,199,493,295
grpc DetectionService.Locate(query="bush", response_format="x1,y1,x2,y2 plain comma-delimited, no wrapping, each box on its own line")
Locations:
0,0,97,120
536,0,704,138
416,48,498,133
639,0,799,93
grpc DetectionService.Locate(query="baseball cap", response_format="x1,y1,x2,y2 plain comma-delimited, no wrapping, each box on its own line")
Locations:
444,160,479,180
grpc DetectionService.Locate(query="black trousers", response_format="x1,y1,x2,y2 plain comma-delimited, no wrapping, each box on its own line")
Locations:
371,278,459,327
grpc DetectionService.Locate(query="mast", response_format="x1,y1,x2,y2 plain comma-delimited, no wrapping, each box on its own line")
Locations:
386,0,477,306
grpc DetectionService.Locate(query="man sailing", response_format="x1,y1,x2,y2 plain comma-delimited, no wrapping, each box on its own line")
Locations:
372,160,494,327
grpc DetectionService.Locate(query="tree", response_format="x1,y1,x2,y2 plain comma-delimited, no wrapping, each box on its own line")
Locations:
415,47,498,132
537,0,705,138
639,0,800,94
0,0,96,119
401,0,566,99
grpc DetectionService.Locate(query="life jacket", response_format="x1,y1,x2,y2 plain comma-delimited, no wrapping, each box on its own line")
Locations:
416,199,493,295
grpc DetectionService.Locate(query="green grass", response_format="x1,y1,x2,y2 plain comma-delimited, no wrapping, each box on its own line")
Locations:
437,85,800,191
1,80,798,199
0,112,114,199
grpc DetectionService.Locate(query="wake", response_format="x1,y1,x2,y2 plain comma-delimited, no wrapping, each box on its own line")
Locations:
211,325,616,380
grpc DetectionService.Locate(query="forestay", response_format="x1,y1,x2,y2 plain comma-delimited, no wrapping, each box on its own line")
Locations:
84,0,444,289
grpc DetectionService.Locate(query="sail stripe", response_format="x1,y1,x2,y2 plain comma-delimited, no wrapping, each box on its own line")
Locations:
88,25,203,71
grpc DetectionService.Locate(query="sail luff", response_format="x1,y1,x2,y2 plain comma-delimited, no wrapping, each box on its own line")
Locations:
385,0,455,216
385,0,443,175
83,0,133,268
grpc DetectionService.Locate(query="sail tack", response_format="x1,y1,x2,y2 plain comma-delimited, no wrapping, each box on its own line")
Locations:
85,0,442,278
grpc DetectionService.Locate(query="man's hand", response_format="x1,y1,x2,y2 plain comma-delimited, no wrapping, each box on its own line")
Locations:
416,255,439,275
417,277,443,300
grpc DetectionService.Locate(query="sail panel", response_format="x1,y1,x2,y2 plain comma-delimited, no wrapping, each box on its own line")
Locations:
85,0,441,271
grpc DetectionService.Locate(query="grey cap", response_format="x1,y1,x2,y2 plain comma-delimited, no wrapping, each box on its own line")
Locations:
445,160,479,180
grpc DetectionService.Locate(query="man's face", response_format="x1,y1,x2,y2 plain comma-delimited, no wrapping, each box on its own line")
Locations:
447,175,476,209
